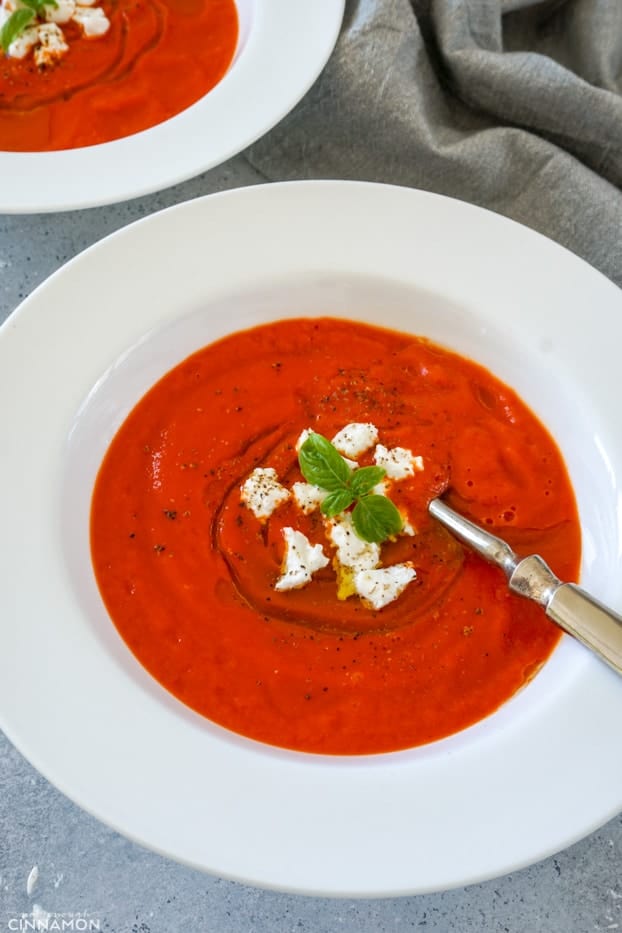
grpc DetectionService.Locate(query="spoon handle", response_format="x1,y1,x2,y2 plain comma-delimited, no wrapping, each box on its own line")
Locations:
546,584,622,676
429,498,622,677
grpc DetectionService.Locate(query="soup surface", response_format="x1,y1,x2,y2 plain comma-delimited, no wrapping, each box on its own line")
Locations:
0,0,238,151
91,318,581,754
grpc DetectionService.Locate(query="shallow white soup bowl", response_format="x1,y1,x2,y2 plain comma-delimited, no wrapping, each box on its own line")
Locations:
1,181,622,896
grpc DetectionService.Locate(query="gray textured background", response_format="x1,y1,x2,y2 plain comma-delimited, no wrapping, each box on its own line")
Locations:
2,0,622,929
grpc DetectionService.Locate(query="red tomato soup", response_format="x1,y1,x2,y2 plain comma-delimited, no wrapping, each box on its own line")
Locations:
90,318,581,755
0,0,237,151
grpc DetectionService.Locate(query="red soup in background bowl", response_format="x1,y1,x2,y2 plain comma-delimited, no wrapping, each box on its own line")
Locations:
0,0,239,151
0,2,346,211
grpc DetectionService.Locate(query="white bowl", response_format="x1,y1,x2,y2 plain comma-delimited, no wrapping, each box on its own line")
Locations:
0,1,344,212
1,181,622,896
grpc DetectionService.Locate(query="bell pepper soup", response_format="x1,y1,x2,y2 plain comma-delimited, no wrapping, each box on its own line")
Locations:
0,0,238,151
90,317,581,755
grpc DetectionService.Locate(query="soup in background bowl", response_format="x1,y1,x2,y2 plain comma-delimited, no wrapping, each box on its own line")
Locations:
0,0,239,150
0,3,345,212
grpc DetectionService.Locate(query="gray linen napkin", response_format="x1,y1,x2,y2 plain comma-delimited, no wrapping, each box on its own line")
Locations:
248,0,622,287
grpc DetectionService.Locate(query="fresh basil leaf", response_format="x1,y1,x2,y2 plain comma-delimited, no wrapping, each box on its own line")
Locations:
352,495,403,543
298,429,407,545
350,465,386,498
1,8,34,52
20,0,57,12
320,488,355,517
299,432,351,492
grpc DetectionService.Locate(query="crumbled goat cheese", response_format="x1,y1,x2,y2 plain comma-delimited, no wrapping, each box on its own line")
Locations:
33,22,68,66
327,513,380,574
44,0,75,24
292,481,327,514
72,5,109,35
354,563,416,610
239,425,421,609
274,527,329,591
400,516,415,536
7,24,39,58
374,444,424,480
331,422,379,459
241,467,290,520
2,0,110,64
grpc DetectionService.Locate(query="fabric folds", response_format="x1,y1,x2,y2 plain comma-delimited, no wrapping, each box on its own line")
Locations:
249,0,622,287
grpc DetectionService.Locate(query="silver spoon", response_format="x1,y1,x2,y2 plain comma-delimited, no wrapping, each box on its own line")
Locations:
429,498,622,676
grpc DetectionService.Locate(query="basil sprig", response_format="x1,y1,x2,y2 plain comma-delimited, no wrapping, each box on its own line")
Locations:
299,431,403,543
1,0,58,54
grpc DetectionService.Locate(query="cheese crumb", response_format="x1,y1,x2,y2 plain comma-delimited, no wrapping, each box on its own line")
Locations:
240,467,290,520
45,0,75,24
72,5,109,35
374,444,423,480
327,513,380,574
400,517,415,536
292,481,327,514
274,527,329,591
331,422,379,459
7,24,39,58
354,563,416,610
33,23,68,66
